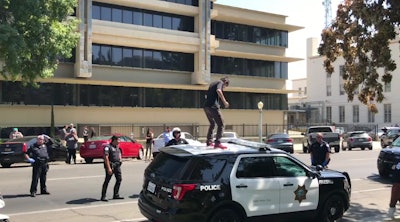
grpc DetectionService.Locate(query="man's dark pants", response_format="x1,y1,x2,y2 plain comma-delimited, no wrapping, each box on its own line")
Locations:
101,163,122,198
30,162,48,193
204,107,224,145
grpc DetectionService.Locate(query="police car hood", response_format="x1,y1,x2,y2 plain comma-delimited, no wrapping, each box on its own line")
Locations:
313,167,347,179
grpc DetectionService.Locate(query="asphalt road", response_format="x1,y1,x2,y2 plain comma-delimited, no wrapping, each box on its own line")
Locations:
1,142,399,222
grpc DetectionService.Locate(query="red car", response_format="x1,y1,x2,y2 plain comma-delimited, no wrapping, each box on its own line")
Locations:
79,134,144,163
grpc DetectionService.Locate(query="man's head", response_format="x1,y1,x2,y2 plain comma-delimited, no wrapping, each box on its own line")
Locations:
110,135,120,145
37,135,45,145
172,127,181,139
13,128,18,132
316,133,323,142
221,76,229,87
166,126,171,132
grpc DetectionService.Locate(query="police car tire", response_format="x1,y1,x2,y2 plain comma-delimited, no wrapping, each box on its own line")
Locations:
319,195,345,222
209,208,242,222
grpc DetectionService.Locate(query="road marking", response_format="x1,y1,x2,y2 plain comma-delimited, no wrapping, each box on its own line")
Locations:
8,200,138,216
48,175,103,181
353,187,391,194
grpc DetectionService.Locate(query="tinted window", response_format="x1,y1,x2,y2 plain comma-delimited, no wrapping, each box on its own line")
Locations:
273,156,306,177
236,156,274,178
182,157,227,182
147,153,189,179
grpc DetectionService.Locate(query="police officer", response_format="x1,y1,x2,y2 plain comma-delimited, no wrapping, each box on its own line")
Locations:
24,135,51,197
309,133,330,168
166,128,189,146
101,135,124,201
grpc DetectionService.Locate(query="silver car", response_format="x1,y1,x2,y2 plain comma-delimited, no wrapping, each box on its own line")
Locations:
341,131,373,151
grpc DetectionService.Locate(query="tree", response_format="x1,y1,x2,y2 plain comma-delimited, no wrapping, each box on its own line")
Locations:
0,0,79,85
318,0,400,112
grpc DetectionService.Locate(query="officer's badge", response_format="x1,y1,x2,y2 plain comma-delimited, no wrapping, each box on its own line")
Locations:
294,185,308,203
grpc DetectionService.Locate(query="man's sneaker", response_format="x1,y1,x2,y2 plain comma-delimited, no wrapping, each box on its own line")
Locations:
388,207,396,219
214,143,227,149
206,142,214,147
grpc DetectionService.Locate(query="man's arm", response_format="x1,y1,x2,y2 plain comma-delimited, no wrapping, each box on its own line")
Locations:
104,154,112,175
216,89,229,108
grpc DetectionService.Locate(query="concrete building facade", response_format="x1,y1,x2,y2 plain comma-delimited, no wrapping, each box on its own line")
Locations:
301,37,400,128
0,0,302,137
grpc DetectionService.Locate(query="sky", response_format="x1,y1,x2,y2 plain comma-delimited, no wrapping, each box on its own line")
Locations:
216,0,343,80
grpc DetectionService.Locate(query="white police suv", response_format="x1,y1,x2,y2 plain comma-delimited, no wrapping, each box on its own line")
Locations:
138,139,351,222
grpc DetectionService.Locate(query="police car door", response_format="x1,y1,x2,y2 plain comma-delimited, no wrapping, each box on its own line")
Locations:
230,154,280,217
273,156,319,213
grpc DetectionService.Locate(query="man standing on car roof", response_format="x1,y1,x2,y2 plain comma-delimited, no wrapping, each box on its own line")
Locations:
204,76,230,149
24,134,51,197
309,133,330,168
101,135,124,201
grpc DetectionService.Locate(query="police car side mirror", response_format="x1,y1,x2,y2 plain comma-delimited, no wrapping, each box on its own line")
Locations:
315,165,324,171
307,171,317,179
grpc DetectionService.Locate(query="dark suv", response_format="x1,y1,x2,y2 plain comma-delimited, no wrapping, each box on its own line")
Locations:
138,139,351,222
378,136,400,177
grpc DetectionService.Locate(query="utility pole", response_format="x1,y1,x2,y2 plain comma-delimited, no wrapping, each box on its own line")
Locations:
322,0,332,28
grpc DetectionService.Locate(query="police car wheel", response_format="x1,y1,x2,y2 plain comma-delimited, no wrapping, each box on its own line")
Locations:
319,195,345,222
209,208,242,222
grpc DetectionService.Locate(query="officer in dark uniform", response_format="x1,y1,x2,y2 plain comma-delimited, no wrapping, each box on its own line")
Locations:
166,128,189,146
309,133,330,168
24,135,51,197
101,135,124,201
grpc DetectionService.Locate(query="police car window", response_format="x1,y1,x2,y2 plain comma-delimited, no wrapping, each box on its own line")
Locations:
273,156,306,177
147,153,189,179
236,156,274,178
181,157,227,182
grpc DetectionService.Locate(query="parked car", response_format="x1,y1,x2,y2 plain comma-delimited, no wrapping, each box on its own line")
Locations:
139,139,351,222
341,131,373,151
153,132,201,151
0,135,66,168
377,136,400,177
265,133,294,153
79,134,144,163
217,131,239,143
380,127,400,148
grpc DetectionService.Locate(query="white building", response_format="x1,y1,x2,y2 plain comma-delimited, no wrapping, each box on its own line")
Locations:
299,37,400,128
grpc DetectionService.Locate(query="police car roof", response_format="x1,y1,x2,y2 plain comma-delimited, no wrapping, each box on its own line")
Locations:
160,139,287,156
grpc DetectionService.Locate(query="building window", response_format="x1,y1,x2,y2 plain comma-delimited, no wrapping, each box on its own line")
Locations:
93,44,194,72
298,87,302,96
211,21,288,48
384,104,392,123
304,87,307,96
326,73,331,96
326,106,332,123
211,56,288,79
352,105,359,123
160,0,199,6
339,65,345,95
384,82,391,92
339,106,345,123
368,110,375,123
92,2,194,32
0,81,287,110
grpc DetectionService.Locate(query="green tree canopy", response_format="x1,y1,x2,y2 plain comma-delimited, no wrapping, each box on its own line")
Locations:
318,0,400,112
0,0,79,85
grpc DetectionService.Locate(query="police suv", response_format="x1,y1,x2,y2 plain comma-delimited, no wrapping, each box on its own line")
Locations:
138,139,351,222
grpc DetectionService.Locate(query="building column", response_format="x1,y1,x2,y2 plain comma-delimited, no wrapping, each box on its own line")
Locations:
191,0,213,85
74,0,92,78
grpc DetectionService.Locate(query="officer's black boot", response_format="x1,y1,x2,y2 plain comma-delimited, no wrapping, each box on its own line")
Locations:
101,184,108,201
113,182,124,199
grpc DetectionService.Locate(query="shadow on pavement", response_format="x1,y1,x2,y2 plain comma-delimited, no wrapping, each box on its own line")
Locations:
66,198,98,204
3,194,32,199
